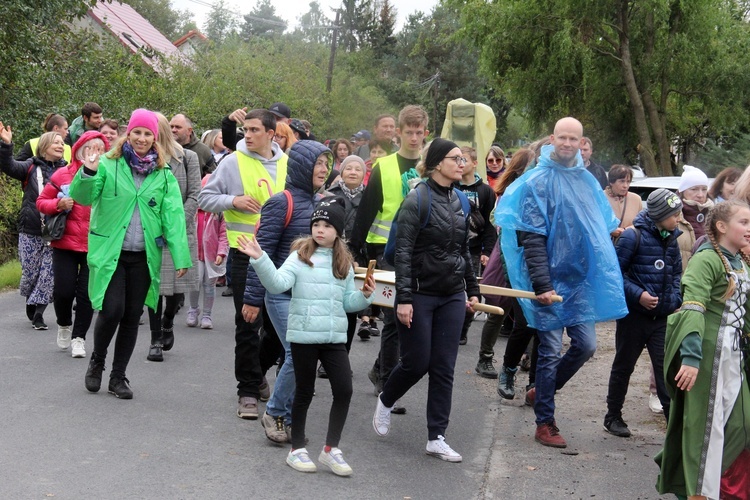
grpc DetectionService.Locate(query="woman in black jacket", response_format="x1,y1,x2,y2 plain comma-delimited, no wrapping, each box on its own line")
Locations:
0,125,67,329
372,138,480,462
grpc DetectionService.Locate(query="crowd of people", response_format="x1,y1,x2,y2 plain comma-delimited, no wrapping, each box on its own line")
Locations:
1,100,749,496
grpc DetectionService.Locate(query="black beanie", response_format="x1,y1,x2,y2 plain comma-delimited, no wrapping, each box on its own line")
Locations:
424,138,459,171
311,196,346,237
647,188,683,222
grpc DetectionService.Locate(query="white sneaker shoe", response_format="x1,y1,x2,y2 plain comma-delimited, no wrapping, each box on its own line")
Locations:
186,307,200,327
373,393,393,436
57,325,72,349
318,447,353,476
71,338,86,358
286,448,317,473
649,393,663,414
426,435,462,462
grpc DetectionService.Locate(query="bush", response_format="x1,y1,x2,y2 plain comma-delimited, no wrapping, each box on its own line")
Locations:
0,260,21,290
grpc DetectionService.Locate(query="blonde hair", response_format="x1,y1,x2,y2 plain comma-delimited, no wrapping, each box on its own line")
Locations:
705,200,750,300
106,133,166,169
275,122,296,152
155,112,183,163
36,132,63,160
291,235,354,280
415,142,432,177
461,146,477,162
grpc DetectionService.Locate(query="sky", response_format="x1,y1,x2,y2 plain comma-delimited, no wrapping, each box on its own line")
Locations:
171,0,439,32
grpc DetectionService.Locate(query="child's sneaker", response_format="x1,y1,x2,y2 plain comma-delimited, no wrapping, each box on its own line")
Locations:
200,316,213,329
286,448,317,473
318,447,353,476
186,307,200,327
368,319,380,336
357,320,371,340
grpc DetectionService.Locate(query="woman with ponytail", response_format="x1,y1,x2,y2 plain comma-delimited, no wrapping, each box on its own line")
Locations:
656,200,750,499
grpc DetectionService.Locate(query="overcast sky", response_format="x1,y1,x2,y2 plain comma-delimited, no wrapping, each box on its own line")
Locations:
172,0,438,32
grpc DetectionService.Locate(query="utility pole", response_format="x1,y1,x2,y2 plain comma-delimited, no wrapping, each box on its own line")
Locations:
326,9,341,93
433,70,440,134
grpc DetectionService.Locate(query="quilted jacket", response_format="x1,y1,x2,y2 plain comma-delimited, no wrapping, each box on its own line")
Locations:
243,140,331,306
615,210,683,317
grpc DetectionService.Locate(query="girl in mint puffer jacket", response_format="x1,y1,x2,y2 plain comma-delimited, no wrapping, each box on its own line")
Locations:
238,197,375,476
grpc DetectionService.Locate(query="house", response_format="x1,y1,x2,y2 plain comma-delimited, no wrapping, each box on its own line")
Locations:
173,30,208,59
74,1,197,72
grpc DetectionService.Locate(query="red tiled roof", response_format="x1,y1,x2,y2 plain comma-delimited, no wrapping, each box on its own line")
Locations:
88,1,184,68
173,29,208,48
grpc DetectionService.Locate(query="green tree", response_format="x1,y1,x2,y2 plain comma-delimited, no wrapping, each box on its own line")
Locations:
122,0,193,40
370,0,397,57
295,1,331,45
203,0,239,44
240,0,287,39
452,0,750,176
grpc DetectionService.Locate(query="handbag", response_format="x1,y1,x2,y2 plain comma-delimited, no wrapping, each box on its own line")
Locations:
37,170,67,241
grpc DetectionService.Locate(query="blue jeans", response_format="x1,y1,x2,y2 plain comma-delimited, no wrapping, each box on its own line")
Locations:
264,292,294,424
534,322,596,425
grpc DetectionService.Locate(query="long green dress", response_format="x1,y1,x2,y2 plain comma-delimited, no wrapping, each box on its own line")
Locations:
655,245,750,499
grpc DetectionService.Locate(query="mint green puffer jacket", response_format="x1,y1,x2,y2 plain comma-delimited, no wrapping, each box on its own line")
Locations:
249,247,373,344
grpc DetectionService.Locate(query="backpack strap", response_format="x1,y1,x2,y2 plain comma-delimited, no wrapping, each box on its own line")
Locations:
632,227,641,255
453,188,471,221
283,190,293,228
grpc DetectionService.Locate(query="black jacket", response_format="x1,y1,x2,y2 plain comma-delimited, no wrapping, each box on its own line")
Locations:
0,142,66,236
456,174,497,256
221,115,243,152
394,178,480,304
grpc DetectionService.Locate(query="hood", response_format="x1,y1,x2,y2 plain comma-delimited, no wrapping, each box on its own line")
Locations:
461,173,483,188
186,132,200,149
538,144,584,171
70,130,110,170
286,140,332,195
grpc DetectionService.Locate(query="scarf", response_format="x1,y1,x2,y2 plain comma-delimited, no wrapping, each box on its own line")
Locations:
335,179,364,200
122,141,158,176
486,169,501,181
681,198,713,240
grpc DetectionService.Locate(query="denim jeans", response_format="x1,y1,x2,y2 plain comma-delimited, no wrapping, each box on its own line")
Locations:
534,322,596,425
264,291,294,425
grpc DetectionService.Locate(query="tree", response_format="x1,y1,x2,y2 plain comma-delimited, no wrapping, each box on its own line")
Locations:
295,1,331,45
338,0,377,52
240,0,287,39
452,0,750,176
370,0,397,57
203,0,238,44
122,0,193,40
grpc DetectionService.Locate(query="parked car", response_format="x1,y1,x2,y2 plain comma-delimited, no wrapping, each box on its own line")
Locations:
630,176,713,200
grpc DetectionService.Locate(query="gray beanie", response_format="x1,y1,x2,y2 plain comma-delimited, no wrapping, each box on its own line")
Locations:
647,188,683,222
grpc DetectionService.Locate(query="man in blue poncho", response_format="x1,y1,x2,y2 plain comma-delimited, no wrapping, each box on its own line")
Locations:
496,117,627,448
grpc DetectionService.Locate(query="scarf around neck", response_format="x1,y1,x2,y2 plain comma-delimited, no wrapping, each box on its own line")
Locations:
123,141,158,176
336,179,364,200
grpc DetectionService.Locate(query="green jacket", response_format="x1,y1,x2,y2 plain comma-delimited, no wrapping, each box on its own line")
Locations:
69,154,192,310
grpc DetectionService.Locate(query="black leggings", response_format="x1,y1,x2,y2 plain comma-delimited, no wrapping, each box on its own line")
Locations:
290,342,352,449
148,294,183,342
91,251,151,379
502,297,539,384
52,248,93,339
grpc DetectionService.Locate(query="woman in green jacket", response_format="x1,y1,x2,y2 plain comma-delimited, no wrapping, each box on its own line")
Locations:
71,109,191,399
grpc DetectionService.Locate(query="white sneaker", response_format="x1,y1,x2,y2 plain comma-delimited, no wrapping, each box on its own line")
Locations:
318,447,353,476
71,338,86,358
426,435,462,462
649,393,663,414
57,325,72,349
186,307,200,327
286,448,317,473
373,393,393,436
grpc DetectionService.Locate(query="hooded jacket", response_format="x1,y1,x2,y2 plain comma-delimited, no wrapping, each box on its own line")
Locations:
0,141,66,236
36,130,110,252
456,173,497,256
615,210,683,317
69,151,191,310
243,140,331,307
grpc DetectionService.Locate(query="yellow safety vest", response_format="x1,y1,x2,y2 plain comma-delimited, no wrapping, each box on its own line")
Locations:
366,153,404,244
28,137,72,163
224,151,288,247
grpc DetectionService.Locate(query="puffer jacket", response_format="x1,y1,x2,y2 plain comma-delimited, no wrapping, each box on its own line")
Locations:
615,210,683,317
0,141,66,236
327,182,363,239
394,178,480,303
243,140,332,306
249,247,373,343
36,130,110,252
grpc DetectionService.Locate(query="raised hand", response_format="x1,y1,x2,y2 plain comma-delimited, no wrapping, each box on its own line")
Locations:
0,122,12,144
237,234,262,259
83,145,101,171
230,107,248,124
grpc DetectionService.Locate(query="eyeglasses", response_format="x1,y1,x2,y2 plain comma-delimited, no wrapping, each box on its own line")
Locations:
445,156,467,164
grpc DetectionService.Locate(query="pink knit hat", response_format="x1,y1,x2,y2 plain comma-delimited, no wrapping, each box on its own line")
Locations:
126,108,159,139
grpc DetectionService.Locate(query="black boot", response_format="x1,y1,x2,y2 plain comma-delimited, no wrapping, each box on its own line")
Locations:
147,342,164,362
108,376,133,399
85,355,106,392
162,327,175,351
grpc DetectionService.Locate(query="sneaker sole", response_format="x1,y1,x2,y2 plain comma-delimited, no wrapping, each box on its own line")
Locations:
320,460,353,476
286,460,317,473
34,325,49,330
72,352,86,358
237,409,258,420
497,389,515,400
108,390,133,400
603,425,631,438
260,416,288,443
425,451,462,462
475,367,499,379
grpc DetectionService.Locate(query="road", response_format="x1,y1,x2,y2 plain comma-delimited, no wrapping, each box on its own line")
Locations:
0,289,669,499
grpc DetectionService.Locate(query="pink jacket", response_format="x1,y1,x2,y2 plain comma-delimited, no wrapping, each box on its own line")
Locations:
36,131,109,252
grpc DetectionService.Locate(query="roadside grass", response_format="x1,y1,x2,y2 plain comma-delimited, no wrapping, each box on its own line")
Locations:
0,260,21,290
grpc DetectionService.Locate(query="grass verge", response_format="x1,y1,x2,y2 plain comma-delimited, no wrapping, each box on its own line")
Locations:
0,260,21,290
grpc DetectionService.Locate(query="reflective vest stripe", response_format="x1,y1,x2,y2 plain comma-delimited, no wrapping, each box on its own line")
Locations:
225,221,257,234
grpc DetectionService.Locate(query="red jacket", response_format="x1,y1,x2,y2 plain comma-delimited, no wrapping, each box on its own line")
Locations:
36,131,109,252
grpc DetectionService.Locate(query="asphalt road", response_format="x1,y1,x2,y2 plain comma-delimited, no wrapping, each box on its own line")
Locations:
0,288,670,499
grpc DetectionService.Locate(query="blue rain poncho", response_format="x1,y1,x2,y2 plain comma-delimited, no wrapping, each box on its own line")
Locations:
495,144,627,331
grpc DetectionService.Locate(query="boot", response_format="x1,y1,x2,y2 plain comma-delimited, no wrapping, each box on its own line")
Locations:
85,354,106,392
497,365,518,399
